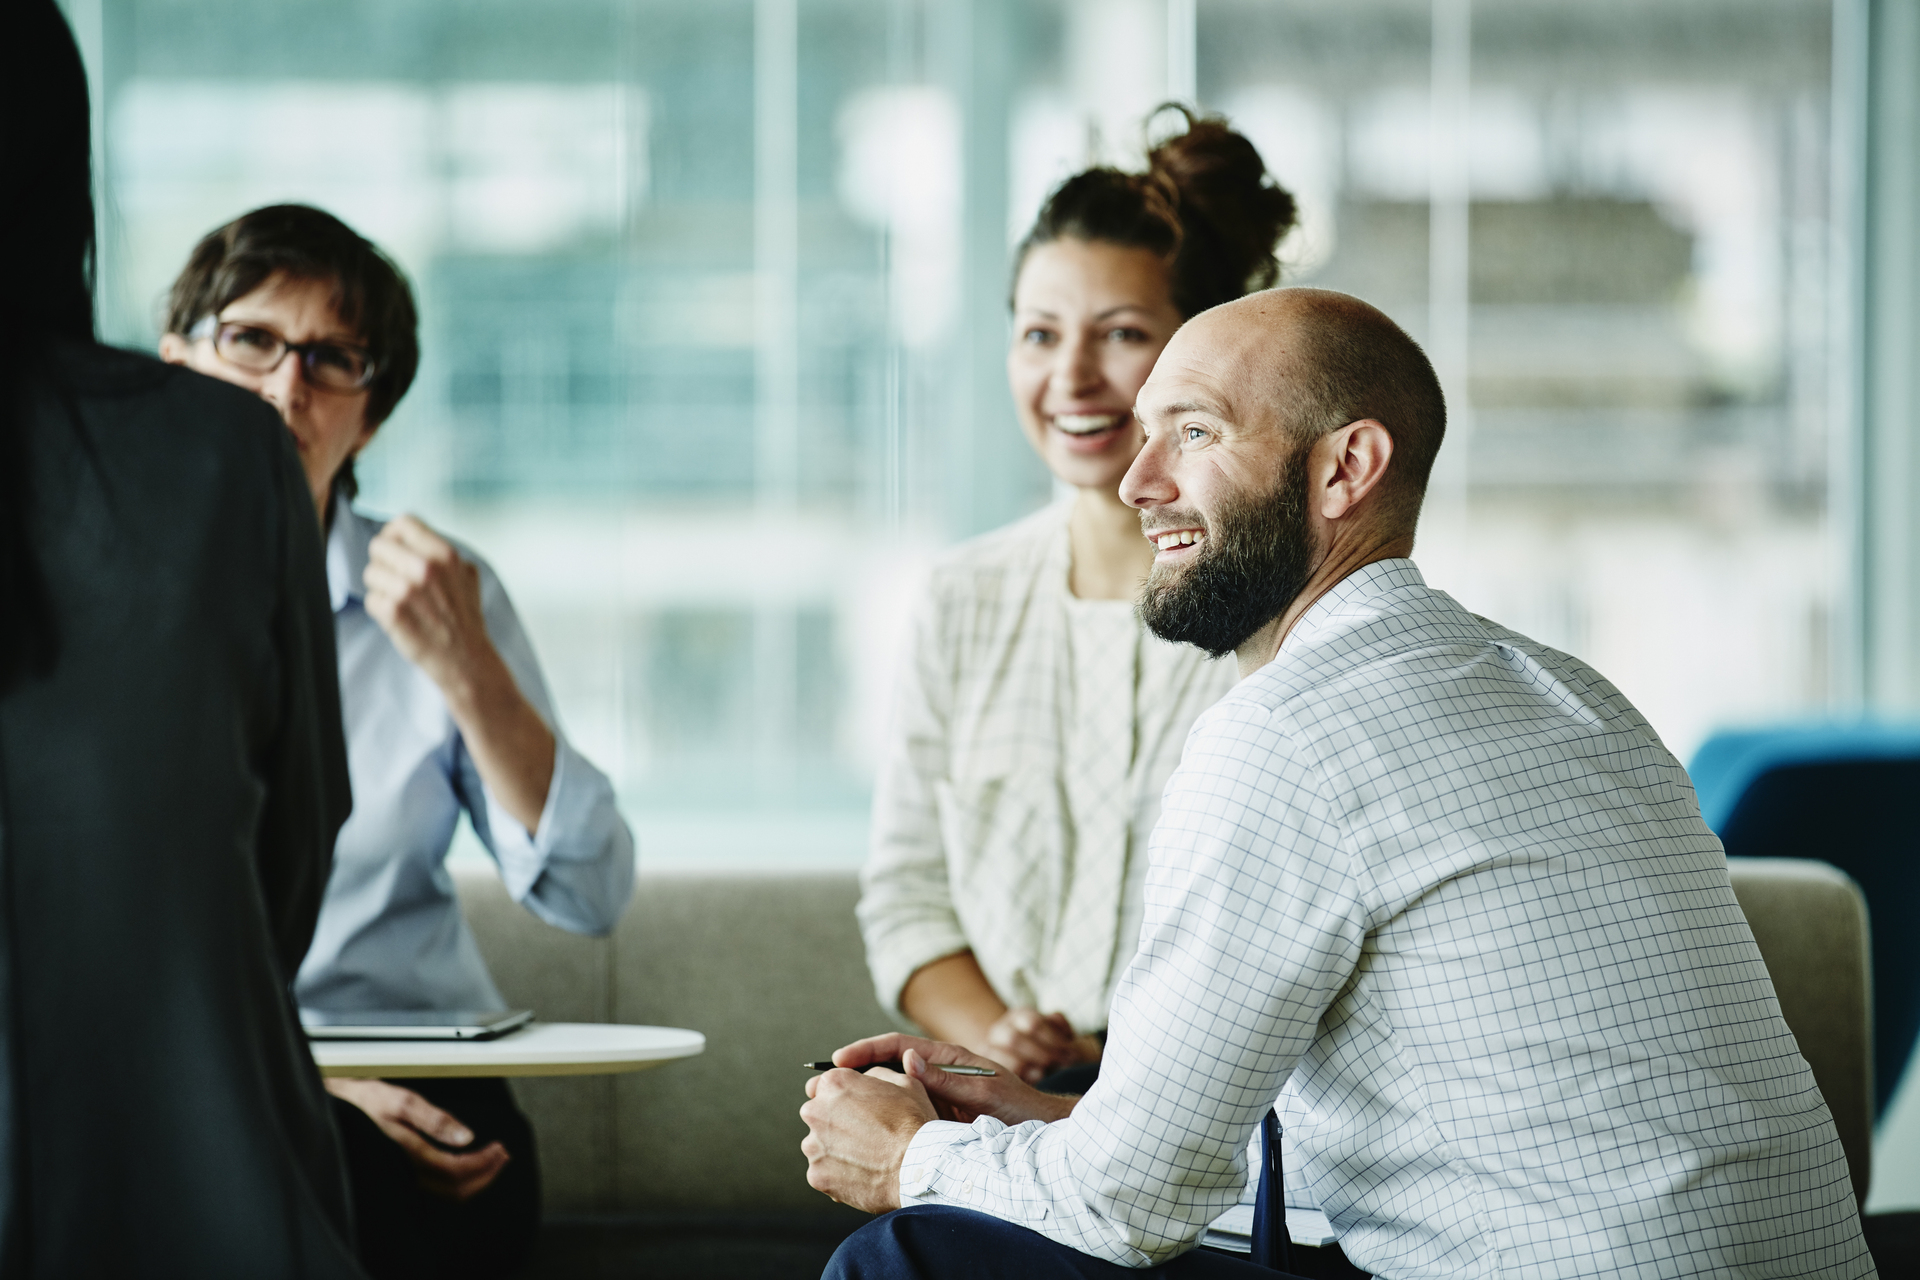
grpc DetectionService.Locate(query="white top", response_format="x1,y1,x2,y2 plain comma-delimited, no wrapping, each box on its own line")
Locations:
899,559,1871,1276
858,501,1236,1030
294,504,636,1012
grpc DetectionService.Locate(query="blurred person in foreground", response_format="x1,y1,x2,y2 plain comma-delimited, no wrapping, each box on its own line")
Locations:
0,3,361,1274
858,109,1294,1091
803,288,1874,1278
158,204,636,1280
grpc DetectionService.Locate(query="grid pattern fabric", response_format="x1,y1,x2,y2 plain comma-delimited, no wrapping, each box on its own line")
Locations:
859,501,1237,1031
899,559,1872,1277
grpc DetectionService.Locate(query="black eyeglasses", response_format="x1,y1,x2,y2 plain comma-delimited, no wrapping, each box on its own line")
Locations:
189,316,377,392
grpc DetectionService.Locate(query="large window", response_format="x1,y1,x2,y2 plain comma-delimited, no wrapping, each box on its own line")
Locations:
73,0,1843,867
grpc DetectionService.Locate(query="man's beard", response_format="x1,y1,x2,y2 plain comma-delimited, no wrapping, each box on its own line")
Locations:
1136,441,1316,660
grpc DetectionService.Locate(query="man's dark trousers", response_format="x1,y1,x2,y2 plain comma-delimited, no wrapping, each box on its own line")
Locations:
823,1111,1307,1278
822,1205,1310,1279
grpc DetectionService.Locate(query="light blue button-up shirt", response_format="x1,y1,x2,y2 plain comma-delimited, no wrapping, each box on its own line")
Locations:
293,503,636,1012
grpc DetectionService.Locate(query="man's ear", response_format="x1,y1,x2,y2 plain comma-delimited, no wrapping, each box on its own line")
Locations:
157,333,191,366
1316,419,1394,522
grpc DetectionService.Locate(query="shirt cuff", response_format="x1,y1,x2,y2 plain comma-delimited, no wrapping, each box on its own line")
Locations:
482,735,575,898
898,1118,982,1202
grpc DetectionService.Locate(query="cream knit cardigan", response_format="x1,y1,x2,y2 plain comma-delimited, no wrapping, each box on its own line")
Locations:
858,500,1236,1031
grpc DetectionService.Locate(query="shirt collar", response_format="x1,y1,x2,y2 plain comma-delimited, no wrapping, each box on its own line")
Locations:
325,502,377,613
1278,557,1426,659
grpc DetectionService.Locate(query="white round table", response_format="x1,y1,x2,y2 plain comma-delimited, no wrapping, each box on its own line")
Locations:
310,1022,705,1079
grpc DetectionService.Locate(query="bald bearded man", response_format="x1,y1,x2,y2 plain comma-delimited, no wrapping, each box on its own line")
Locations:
801,289,1873,1279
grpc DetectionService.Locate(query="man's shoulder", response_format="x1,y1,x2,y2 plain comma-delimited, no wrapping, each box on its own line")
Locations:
1462,612,1642,729
46,339,286,453
1184,682,1290,763
1227,565,1649,764
32,341,300,541
1246,568,1482,709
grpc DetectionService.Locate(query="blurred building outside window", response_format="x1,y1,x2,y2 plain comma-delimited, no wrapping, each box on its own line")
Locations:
70,0,1846,875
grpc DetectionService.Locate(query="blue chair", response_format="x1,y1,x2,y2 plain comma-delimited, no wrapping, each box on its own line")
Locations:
1690,722,1920,1117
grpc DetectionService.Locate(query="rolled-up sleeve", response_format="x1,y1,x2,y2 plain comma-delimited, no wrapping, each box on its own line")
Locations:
895,699,1366,1265
456,561,635,936
857,579,970,1018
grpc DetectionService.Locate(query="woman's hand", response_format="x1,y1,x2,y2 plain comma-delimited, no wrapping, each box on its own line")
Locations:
827,1035,1079,1128
898,955,1099,1086
361,514,555,834
361,515,495,692
979,1008,1101,1085
324,1077,509,1201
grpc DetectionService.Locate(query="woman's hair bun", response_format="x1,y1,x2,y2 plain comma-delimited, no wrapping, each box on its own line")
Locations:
1146,107,1298,314
1015,105,1298,319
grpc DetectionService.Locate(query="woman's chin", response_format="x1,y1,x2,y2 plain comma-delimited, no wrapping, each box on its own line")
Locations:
1043,432,1135,485
1045,454,1134,494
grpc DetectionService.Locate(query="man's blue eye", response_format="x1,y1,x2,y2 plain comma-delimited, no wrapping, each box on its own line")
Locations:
1023,329,1054,345
1185,426,1206,442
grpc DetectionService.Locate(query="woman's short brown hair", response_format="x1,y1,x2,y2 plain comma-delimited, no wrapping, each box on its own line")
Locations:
165,203,420,431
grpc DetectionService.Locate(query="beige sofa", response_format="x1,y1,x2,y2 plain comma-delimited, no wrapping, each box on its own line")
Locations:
455,854,1874,1223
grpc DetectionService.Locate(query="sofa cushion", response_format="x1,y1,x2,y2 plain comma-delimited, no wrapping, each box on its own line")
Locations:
455,868,884,1212
1726,856,1873,1205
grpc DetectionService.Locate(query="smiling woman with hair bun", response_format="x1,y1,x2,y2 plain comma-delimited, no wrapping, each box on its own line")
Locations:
858,107,1297,1093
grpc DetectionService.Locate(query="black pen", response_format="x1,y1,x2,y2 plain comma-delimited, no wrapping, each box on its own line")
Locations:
803,1060,996,1076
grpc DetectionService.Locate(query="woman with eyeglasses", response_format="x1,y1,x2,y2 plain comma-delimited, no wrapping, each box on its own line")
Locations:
160,203,635,1280
859,110,1296,1092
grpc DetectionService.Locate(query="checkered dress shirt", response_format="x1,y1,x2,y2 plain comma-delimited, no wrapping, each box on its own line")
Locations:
899,559,1872,1277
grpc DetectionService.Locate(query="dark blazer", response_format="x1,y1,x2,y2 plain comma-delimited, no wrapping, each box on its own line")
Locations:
0,340,359,1277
